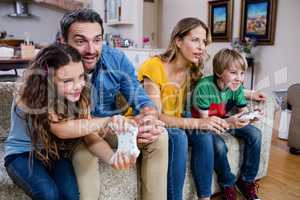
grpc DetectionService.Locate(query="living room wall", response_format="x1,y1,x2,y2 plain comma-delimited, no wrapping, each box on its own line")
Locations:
0,2,64,44
159,0,300,93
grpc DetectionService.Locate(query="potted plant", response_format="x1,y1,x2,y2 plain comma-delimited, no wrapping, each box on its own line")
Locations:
231,37,257,65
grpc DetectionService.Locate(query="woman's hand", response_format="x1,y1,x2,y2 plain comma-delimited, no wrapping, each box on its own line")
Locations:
196,116,229,134
109,152,137,170
226,112,250,129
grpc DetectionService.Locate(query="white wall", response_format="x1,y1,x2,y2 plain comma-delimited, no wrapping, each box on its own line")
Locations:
159,0,300,93
0,2,65,45
143,1,158,48
0,0,104,45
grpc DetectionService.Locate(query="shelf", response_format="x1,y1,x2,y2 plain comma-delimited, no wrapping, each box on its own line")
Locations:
106,21,134,26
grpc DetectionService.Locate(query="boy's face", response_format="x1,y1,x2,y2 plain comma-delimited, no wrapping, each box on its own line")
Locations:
55,61,85,102
66,22,103,73
217,63,245,91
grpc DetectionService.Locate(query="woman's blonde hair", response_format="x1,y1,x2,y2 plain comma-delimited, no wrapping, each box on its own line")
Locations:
159,17,212,89
213,48,247,75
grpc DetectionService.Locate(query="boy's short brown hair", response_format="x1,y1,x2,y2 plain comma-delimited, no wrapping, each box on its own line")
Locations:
213,48,247,75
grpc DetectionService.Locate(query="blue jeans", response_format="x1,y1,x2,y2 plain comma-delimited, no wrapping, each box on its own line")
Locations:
187,124,262,197
5,152,79,200
214,124,262,187
187,130,214,198
167,128,188,200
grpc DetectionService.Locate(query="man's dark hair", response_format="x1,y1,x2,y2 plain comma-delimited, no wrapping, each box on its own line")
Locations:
60,8,104,41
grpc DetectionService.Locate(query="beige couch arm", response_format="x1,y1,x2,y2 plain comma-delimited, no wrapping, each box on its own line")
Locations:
0,82,15,140
249,96,276,178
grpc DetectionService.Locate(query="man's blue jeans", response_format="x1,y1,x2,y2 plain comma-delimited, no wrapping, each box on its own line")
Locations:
5,152,79,200
187,124,262,197
167,128,188,200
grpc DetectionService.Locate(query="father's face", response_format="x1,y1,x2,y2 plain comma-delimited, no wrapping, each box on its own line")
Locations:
67,22,103,72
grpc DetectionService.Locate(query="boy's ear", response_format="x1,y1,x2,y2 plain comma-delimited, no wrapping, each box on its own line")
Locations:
214,72,221,77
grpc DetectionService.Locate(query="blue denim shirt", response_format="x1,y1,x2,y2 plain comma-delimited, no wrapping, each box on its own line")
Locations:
90,45,154,117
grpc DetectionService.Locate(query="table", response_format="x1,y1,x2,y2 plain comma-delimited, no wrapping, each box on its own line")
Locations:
0,57,31,76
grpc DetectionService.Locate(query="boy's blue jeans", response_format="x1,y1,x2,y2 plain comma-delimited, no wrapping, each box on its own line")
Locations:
187,124,262,198
5,152,79,200
167,128,188,200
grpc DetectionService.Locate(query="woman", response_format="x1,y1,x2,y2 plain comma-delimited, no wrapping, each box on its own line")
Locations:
138,18,266,200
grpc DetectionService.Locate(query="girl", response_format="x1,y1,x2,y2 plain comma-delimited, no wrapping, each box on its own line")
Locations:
138,18,266,200
4,43,135,200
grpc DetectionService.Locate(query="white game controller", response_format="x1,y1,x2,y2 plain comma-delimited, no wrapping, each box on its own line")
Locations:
108,122,140,157
239,110,262,121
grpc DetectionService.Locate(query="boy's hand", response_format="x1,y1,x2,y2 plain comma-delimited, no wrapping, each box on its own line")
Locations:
226,112,250,129
197,116,229,134
250,90,267,102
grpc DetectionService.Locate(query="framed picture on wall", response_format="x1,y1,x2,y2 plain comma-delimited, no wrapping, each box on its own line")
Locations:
208,0,233,42
240,0,277,45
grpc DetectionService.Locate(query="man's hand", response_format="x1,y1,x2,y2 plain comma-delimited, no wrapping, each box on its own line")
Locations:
134,107,166,144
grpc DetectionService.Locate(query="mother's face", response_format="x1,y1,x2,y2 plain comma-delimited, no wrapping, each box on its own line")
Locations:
176,26,207,65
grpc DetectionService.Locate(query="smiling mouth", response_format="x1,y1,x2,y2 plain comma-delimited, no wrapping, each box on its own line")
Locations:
83,57,96,62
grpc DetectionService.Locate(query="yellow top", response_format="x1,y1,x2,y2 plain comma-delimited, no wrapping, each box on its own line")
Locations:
138,57,186,117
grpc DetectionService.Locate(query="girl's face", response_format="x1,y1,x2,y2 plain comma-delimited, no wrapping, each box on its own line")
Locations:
176,26,207,65
217,63,245,91
55,61,85,102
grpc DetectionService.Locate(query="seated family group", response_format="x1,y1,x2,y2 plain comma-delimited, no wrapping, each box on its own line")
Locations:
4,9,266,200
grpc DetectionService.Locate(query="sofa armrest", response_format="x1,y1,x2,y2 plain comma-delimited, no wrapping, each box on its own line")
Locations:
249,96,276,178
0,82,15,140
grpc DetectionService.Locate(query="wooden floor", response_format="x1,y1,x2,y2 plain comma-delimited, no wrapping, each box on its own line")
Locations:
212,131,300,200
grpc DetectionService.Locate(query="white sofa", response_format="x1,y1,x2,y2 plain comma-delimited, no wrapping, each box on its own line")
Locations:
0,82,275,200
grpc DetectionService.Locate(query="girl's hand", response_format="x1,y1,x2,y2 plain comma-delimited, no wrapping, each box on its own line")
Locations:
109,152,137,170
226,112,250,129
108,115,137,135
197,116,229,134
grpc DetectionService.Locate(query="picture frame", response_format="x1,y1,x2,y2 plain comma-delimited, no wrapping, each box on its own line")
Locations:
208,0,233,42
240,0,277,45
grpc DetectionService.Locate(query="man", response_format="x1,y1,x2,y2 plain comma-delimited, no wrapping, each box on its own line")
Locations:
60,9,168,200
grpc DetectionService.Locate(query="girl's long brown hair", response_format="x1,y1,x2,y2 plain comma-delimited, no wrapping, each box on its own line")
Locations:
159,17,212,90
16,43,90,166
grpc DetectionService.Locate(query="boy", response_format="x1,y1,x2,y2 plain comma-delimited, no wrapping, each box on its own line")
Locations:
192,48,262,200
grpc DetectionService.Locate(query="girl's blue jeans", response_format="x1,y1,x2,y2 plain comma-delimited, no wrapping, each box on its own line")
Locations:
4,152,79,200
187,124,262,198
